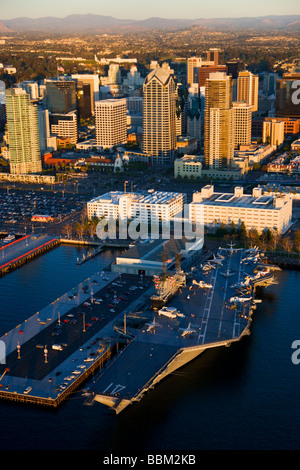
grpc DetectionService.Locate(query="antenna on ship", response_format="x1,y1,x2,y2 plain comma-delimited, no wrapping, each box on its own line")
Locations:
175,252,182,274
161,244,167,282
44,345,48,363
17,341,21,360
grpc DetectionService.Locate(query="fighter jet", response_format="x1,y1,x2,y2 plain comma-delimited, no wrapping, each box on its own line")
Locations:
223,241,236,253
210,254,224,266
230,296,252,303
221,269,235,277
242,254,260,263
245,246,259,254
192,279,213,289
231,277,251,289
145,318,162,332
179,323,197,337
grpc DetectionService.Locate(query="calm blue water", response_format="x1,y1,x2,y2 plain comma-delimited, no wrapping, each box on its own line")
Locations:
0,245,299,450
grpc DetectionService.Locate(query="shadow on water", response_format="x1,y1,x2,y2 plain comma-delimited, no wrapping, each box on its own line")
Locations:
89,339,253,451
0,247,299,450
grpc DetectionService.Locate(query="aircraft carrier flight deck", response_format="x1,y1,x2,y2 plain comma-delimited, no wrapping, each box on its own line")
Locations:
0,243,279,413
86,244,279,414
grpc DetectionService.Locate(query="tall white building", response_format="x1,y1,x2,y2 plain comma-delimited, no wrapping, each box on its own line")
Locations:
237,71,259,112
204,72,234,168
5,88,42,174
95,98,127,149
18,81,40,101
100,64,122,86
263,120,285,147
232,101,252,149
143,66,177,165
187,57,214,86
123,66,144,89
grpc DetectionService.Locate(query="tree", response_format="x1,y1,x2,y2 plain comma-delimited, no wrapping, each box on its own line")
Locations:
281,236,293,254
74,222,84,240
294,229,300,252
248,228,260,247
217,222,227,237
238,221,247,244
62,223,73,239
270,228,281,252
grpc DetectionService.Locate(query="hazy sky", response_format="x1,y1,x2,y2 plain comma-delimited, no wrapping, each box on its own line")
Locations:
1,0,299,20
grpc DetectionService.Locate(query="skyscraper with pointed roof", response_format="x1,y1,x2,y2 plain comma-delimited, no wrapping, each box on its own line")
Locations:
143,66,177,165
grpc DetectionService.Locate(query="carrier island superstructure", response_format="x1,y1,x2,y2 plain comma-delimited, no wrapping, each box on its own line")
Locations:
86,244,279,414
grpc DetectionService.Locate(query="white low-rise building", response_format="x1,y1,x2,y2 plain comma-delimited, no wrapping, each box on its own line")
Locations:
174,154,247,180
87,190,187,226
189,185,292,234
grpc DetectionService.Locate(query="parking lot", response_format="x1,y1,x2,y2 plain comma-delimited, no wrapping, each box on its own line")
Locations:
4,273,151,382
0,188,87,233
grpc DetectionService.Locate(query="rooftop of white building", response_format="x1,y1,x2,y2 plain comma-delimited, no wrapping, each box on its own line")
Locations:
88,190,185,206
191,185,291,210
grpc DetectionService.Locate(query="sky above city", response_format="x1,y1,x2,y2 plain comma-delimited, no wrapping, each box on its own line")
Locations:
1,0,300,20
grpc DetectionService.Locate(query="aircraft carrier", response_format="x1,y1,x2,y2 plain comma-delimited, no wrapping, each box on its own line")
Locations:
85,244,280,414
0,242,279,414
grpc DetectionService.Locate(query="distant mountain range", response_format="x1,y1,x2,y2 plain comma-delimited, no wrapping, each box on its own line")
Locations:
0,14,300,34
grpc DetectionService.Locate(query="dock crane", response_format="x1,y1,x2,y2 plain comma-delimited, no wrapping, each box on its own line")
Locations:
0,368,10,386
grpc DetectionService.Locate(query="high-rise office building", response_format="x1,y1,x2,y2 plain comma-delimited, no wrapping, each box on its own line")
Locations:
45,79,77,114
143,67,177,165
206,48,224,65
71,73,100,114
187,57,218,86
232,101,252,149
204,72,234,168
262,72,278,96
75,81,92,119
187,57,203,86
18,81,40,101
226,59,244,79
275,73,300,118
37,105,51,153
237,71,259,112
95,98,127,149
187,89,202,144
5,88,42,174
263,120,285,147
50,111,78,145
198,65,228,87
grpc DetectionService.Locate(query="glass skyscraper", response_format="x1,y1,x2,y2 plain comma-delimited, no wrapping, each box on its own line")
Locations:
5,88,42,174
